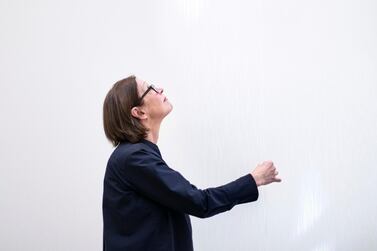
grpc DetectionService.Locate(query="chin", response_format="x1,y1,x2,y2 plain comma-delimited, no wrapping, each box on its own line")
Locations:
166,104,173,114
163,103,173,118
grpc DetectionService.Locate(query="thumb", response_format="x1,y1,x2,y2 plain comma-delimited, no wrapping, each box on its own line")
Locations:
274,177,282,182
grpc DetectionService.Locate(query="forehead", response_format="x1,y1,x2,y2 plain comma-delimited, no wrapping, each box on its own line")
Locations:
135,77,148,91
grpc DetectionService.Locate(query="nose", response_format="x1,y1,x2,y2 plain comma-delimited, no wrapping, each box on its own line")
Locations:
157,87,164,94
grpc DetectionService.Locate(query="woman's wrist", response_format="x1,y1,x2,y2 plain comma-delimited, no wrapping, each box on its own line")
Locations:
251,173,262,187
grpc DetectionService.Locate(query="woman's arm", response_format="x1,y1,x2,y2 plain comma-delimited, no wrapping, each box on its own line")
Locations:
120,147,259,218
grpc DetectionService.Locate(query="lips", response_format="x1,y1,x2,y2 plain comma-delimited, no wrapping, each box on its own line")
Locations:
164,97,167,102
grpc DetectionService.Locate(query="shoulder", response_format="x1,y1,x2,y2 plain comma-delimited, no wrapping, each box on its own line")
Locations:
110,141,159,165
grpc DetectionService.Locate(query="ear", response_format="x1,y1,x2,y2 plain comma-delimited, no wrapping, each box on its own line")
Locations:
131,106,147,120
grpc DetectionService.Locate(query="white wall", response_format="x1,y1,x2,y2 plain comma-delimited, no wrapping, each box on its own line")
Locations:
1,0,376,250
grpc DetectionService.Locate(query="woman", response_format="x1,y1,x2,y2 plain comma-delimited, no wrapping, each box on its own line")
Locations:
102,75,281,251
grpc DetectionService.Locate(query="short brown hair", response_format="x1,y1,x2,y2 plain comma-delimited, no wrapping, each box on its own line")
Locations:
103,75,148,147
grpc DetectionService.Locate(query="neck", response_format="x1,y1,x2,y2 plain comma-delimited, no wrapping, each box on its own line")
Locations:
144,119,162,144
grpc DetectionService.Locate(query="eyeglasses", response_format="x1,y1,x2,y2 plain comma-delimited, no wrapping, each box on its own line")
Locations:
137,84,162,104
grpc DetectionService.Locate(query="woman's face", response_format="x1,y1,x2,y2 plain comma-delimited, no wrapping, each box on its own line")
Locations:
135,77,173,121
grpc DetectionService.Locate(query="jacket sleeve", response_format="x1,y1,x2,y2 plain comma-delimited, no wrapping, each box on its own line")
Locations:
121,147,259,218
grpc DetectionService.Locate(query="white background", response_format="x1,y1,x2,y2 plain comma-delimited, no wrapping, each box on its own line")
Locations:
1,0,376,250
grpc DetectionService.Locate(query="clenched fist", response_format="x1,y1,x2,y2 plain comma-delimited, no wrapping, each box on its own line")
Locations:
251,161,282,186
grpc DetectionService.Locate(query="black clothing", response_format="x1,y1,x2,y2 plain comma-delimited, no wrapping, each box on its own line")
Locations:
103,139,259,251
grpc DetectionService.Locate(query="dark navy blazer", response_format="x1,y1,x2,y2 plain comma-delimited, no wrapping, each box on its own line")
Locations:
102,139,259,251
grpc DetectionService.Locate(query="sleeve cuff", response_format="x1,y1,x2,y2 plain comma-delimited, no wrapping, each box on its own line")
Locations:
224,174,259,205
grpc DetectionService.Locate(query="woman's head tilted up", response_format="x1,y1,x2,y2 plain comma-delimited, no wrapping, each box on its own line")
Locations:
103,75,172,147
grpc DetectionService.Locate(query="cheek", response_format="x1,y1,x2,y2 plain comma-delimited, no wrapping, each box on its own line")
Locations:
148,99,164,112
151,97,163,106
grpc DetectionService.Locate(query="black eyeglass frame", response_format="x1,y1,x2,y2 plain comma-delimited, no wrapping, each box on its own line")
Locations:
137,84,160,105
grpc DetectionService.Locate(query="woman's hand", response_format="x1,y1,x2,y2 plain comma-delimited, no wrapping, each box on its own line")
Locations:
251,161,282,186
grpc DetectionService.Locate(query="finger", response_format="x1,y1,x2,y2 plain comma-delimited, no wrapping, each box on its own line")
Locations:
264,160,273,167
274,177,282,182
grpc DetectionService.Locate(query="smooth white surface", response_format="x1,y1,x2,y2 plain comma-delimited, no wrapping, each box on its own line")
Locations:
1,0,376,250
